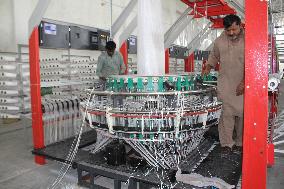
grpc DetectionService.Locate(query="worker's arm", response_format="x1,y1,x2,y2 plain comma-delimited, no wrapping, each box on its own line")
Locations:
203,43,220,76
119,53,126,75
96,55,105,80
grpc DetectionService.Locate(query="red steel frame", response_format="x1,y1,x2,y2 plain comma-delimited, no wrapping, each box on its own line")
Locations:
29,28,46,164
119,41,128,74
181,0,236,29
165,49,170,74
242,1,268,189
184,53,194,72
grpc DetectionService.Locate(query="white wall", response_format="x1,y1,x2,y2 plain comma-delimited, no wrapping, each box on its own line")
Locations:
13,0,37,46
0,0,16,52
0,0,187,58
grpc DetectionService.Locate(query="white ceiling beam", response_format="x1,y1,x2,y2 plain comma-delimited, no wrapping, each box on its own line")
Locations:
118,15,137,48
111,0,137,38
164,7,193,49
28,0,51,37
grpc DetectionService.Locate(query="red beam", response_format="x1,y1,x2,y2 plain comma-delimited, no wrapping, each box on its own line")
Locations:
29,28,45,165
206,10,236,16
242,0,268,188
267,142,275,167
194,7,236,16
119,42,128,74
218,0,226,6
182,0,236,19
210,18,224,28
181,0,223,7
184,53,194,72
165,49,170,74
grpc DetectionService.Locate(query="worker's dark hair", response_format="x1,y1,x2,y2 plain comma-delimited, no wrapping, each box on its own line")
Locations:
223,14,241,29
105,41,116,51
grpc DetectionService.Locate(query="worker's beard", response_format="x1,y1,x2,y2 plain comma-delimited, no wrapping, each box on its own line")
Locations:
229,35,238,41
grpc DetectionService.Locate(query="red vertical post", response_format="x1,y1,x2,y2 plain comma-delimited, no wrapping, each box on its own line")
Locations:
165,49,170,74
120,42,128,74
242,0,268,189
29,28,45,164
184,53,194,72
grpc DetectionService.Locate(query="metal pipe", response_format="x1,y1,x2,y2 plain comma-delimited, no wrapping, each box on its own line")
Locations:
112,0,138,38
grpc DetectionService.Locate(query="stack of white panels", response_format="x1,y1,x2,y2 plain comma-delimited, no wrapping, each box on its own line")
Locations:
0,57,30,119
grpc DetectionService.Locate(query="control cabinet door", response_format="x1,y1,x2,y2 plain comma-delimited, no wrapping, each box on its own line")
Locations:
70,26,92,50
39,21,69,49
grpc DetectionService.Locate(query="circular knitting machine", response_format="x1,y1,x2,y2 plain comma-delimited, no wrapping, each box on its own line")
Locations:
81,74,222,169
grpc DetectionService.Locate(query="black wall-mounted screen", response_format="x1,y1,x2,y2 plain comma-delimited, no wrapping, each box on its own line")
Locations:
39,21,69,49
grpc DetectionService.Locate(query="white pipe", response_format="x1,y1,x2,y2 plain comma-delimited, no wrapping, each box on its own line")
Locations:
274,132,284,140
275,149,284,154
274,140,284,145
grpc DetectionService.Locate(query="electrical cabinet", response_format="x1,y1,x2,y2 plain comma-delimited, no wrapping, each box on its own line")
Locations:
169,45,189,59
39,21,70,49
39,21,110,51
194,50,210,60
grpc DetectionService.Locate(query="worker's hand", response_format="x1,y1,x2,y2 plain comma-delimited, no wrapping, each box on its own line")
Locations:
236,80,244,96
100,77,106,81
202,62,211,76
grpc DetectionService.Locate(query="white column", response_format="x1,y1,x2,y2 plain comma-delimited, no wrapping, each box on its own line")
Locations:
137,0,165,75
